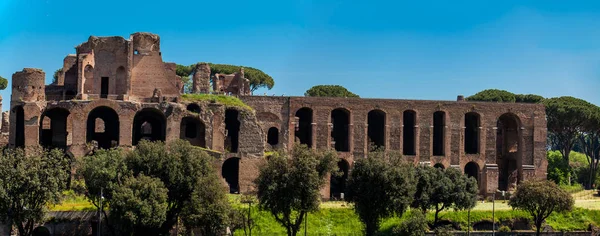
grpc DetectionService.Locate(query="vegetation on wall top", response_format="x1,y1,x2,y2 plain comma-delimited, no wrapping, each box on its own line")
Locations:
181,93,253,111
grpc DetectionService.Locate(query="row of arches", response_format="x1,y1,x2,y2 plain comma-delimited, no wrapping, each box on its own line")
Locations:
294,108,510,157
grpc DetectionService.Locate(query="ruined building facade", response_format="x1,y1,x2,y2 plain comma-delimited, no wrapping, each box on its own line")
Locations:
9,32,547,198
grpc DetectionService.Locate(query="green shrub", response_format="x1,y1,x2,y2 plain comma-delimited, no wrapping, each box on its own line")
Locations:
498,225,511,232
181,94,253,111
433,225,453,236
393,211,428,236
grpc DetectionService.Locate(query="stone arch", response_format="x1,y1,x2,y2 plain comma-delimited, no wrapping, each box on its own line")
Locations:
403,110,417,155
39,107,70,149
186,103,201,113
497,113,522,191
295,107,313,147
132,108,166,145
465,112,480,154
13,106,25,148
432,111,446,156
464,161,479,184
433,163,445,169
180,117,206,148
368,109,386,150
330,159,350,200
87,106,120,149
83,65,94,94
267,127,279,147
222,157,240,194
331,108,350,152
224,109,240,153
116,66,127,95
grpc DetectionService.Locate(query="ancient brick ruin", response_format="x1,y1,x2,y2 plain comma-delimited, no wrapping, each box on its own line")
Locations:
9,32,547,198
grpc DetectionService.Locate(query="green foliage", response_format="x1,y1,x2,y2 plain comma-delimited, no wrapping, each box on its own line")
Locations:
466,89,516,102
181,93,253,111
509,180,574,235
176,64,194,77
79,140,227,235
515,94,545,103
393,211,428,236
412,166,478,226
345,151,415,236
255,144,337,236
0,76,8,90
110,174,169,235
545,96,597,186
52,69,62,84
0,148,71,236
498,225,511,232
547,150,570,185
181,172,231,236
305,85,359,98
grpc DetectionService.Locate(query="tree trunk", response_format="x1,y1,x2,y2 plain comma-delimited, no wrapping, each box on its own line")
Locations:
365,222,377,236
536,220,542,236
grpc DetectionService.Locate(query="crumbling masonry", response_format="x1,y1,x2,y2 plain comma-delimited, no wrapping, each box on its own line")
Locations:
9,32,547,199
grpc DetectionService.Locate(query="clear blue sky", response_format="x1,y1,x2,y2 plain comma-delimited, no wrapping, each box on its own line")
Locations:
1,0,599,112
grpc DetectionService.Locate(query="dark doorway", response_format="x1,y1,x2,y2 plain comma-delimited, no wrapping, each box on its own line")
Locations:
267,127,279,146
132,108,166,145
465,162,479,184
225,109,240,153
39,108,70,149
295,107,313,147
403,110,416,155
101,77,109,98
434,163,445,170
330,159,349,200
222,157,240,194
87,106,119,149
331,108,350,152
14,106,25,148
368,110,386,150
180,117,206,148
465,112,480,154
433,111,445,156
497,113,521,191
65,90,76,100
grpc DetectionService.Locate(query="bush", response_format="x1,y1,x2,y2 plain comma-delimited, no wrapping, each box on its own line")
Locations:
498,225,511,232
433,225,453,236
393,211,428,236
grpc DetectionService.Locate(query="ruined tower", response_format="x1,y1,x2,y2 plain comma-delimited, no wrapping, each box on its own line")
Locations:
10,68,46,148
193,62,211,93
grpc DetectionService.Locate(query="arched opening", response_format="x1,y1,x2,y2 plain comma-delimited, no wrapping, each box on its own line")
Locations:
465,112,480,154
87,106,119,149
368,109,386,150
180,117,206,148
295,107,313,147
132,108,166,145
331,108,350,152
13,106,25,148
222,157,240,194
464,162,479,184
186,103,201,113
32,226,50,236
39,108,70,149
267,127,279,146
496,113,522,191
330,159,349,200
224,109,240,153
83,65,94,94
433,163,445,170
403,110,417,155
116,66,127,95
432,111,446,156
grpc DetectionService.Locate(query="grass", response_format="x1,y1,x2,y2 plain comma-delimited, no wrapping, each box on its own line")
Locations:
181,94,253,111
49,190,96,211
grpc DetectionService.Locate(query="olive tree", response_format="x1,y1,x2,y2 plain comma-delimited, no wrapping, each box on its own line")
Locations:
508,180,574,236
254,144,337,236
345,151,416,236
0,148,71,236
